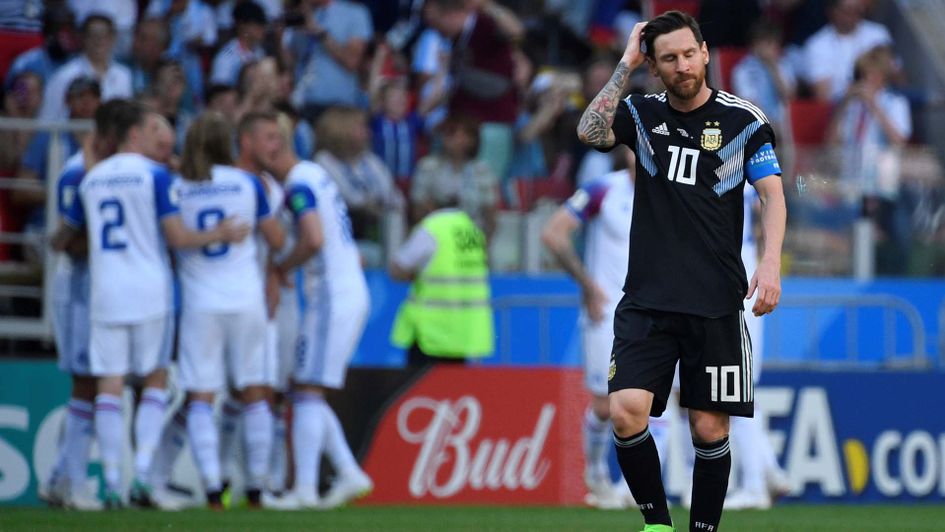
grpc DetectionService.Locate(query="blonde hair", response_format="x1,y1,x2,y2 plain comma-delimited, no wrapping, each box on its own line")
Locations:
179,111,233,181
315,106,366,160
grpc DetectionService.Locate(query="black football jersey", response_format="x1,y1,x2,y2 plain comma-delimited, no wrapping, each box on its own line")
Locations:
610,89,780,317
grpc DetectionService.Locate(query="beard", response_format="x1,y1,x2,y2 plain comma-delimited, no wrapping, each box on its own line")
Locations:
665,69,705,101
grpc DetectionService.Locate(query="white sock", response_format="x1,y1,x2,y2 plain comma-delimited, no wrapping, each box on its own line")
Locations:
94,394,124,494
269,406,288,492
242,400,273,491
319,401,359,476
187,400,221,492
134,387,167,482
731,415,768,494
219,397,243,484
650,416,671,470
292,393,326,499
63,399,95,491
150,407,187,489
582,407,610,480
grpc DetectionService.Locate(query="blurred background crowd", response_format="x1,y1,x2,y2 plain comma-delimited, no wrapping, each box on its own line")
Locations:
1,0,944,282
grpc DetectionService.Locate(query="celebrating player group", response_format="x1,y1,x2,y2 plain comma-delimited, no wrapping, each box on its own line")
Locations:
47,101,372,511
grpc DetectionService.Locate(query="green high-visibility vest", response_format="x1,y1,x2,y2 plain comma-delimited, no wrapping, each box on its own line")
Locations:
391,210,494,358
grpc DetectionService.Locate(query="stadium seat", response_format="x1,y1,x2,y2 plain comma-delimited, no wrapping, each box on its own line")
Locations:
709,46,748,93
789,99,834,146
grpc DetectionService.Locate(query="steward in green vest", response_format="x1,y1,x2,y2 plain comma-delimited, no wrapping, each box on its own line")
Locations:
389,208,494,364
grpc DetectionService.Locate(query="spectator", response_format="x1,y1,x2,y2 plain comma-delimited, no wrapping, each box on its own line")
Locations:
38,14,132,120
282,0,374,121
127,18,169,96
13,76,99,226
411,115,498,239
210,0,266,87
370,79,423,191
508,70,569,196
802,0,891,102
411,27,451,132
205,83,239,120
830,46,911,274
732,18,796,176
4,9,78,89
0,72,43,176
147,0,217,113
235,57,279,118
424,0,518,182
140,59,194,153
67,0,138,59
314,106,404,249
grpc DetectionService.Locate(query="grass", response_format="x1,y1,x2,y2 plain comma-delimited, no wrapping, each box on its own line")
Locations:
2,504,944,532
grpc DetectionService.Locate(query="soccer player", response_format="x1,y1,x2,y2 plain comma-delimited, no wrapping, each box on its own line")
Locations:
541,148,669,509
174,111,285,509
43,99,132,511
52,103,250,508
576,11,787,532
263,127,373,510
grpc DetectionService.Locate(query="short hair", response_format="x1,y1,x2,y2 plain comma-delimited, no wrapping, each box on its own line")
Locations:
180,112,234,181
233,0,266,25
110,99,148,144
237,110,279,140
437,114,481,159
205,83,236,105
66,76,100,99
80,13,115,35
315,106,367,159
642,10,703,59
748,18,783,44
94,99,136,139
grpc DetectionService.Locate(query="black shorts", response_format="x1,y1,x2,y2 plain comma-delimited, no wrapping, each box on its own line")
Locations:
608,295,754,418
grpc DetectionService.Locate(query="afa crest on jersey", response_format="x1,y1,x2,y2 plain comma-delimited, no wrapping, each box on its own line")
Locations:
701,121,722,151
608,352,616,381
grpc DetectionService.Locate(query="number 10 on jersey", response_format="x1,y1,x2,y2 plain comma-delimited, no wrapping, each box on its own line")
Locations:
666,146,699,185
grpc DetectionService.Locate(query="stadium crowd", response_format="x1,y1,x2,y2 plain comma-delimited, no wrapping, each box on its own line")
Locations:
0,0,936,274
0,0,937,514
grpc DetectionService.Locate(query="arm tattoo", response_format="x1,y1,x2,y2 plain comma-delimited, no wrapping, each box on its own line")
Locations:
549,242,592,289
577,61,631,147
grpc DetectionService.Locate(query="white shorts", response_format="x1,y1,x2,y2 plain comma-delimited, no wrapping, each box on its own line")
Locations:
581,307,616,397
178,306,267,392
294,294,368,389
263,287,300,391
52,264,91,376
744,292,763,383
89,313,174,377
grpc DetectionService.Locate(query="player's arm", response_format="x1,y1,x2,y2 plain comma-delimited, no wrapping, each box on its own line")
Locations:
748,175,786,316
576,22,646,148
50,221,80,252
540,207,607,322
273,210,323,279
161,215,250,249
259,217,285,251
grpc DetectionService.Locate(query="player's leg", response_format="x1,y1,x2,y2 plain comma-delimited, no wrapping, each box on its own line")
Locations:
317,297,373,509
580,312,619,506
178,310,226,507
128,313,174,506
218,393,243,492
678,310,753,531
89,322,131,508
608,303,678,529
284,307,329,508
230,307,273,507
269,290,298,494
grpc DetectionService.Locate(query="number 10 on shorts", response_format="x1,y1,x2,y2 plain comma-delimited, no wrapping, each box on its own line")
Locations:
705,365,741,402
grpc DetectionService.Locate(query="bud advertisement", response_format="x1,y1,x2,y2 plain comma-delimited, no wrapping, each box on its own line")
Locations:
361,366,588,505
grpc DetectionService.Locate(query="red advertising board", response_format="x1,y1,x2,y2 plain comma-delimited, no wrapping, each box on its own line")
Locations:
361,366,589,505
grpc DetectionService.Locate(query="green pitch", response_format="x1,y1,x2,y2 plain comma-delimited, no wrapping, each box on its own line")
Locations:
2,505,944,531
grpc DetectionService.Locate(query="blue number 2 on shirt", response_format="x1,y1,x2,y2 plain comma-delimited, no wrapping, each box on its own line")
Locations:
99,198,127,250
197,207,229,257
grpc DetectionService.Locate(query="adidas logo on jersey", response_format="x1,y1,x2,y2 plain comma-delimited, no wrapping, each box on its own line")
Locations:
651,122,670,136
